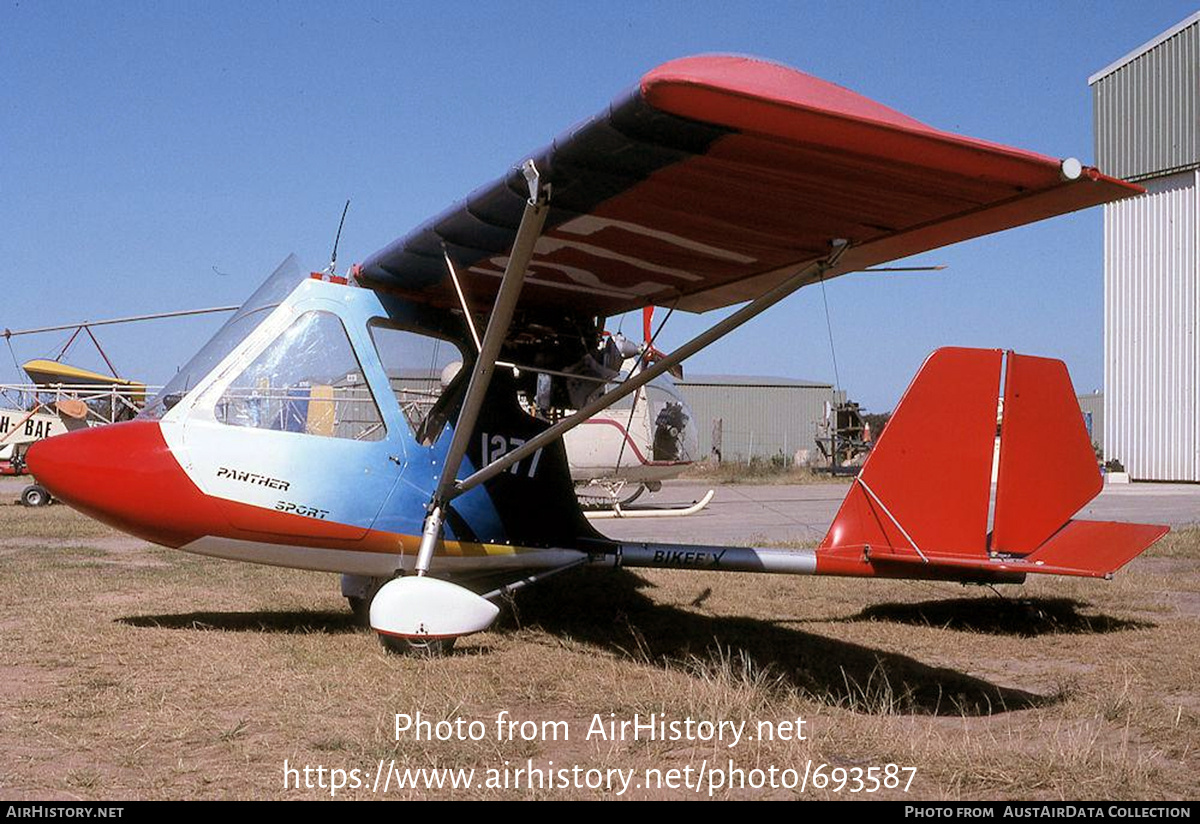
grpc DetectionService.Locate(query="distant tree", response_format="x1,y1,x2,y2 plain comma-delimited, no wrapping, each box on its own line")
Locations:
862,411,891,442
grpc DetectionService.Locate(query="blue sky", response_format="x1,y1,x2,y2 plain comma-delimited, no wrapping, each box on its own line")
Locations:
3,1,1196,410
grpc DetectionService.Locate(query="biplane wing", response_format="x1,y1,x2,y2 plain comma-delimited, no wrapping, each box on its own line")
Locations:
23,359,146,395
357,54,1139,316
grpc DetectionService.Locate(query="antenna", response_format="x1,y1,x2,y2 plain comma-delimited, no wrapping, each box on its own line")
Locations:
326,199,351,275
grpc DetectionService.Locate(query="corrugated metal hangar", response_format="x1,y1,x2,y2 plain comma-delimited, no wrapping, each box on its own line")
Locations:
676,375,842,463
1091,11,1200,481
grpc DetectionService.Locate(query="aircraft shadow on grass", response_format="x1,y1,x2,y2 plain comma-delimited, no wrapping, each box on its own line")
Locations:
497,570,1053,717
846,597,1154,637
116,569,1148,717
119,610,360,635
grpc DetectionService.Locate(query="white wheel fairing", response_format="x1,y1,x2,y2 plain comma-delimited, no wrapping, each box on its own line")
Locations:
370,576,500,639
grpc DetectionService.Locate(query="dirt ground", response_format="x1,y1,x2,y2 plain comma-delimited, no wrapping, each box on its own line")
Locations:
0,495,1197,800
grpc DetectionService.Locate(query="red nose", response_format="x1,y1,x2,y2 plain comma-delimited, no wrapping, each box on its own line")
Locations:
25,421,216,547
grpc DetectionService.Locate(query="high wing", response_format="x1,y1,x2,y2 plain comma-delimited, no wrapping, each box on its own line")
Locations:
357,54,1139,316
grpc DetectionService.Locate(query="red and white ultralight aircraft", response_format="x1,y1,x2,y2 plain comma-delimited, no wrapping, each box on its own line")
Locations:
26,55,1167,651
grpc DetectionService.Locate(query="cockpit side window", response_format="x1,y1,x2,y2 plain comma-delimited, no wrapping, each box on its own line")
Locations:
215,310,384,441
368,321,467,446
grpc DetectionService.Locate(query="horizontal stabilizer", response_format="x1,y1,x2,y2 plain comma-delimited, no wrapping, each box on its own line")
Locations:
833,519,1168,580
1022,520,1170,578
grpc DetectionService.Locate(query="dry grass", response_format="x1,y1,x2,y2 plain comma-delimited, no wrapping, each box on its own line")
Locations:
1,504,1196,800
0,501,121,540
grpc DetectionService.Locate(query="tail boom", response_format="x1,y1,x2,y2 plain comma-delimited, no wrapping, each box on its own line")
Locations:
597,348,1166,588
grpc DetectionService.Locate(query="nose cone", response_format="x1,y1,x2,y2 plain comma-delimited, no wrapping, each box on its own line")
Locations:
26,420,211,547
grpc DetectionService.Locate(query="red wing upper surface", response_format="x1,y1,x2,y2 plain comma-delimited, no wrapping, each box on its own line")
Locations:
357,55,1139,317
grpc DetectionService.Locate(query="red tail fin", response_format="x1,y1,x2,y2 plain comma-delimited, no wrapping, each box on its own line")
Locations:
817,347,1167,582
819,348,1002,568
991,353,1102,554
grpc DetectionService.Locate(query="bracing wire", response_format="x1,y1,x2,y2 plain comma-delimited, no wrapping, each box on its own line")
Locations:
818,271,841,395
5,336,22,376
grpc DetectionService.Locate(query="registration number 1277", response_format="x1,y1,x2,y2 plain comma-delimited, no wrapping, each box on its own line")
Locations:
480,433,544,479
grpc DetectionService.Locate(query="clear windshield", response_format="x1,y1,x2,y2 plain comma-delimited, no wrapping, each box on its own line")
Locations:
139,255,306,419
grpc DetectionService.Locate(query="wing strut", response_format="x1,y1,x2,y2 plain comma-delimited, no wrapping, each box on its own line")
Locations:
413,159,550,578
447,239,851,500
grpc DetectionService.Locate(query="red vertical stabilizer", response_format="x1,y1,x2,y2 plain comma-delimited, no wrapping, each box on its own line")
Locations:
818,348,1001,575
816,347,1167,582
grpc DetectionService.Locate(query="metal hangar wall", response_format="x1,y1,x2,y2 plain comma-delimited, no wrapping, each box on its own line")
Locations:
1091,11,1200,481
676,374,842,464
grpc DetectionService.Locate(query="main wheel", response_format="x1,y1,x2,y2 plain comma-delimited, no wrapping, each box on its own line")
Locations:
20,485,51,507
347,596,371,627
357,584,457,656
344,574,390,627
378,633,456,657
